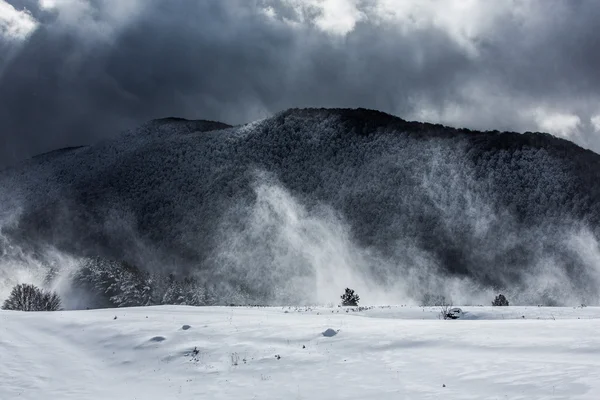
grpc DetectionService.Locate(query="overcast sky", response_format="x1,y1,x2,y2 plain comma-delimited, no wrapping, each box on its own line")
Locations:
1,0,599,166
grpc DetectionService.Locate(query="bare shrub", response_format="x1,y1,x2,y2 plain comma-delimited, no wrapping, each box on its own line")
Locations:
438,300,462,320
2,283,62,311
439,302,452,320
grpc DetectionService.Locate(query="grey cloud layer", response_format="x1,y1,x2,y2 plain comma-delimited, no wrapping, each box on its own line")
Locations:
1,0,599,166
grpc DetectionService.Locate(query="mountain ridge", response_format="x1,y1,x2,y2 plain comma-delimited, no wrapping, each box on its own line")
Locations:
15,107,595,165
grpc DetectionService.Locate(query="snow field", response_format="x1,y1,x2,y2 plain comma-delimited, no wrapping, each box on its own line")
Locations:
1,306,600,399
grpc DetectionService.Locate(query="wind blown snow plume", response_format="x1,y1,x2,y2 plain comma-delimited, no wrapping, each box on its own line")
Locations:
213,172,381,305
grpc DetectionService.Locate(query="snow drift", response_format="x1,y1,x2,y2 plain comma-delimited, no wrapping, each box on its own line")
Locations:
2,305,600,399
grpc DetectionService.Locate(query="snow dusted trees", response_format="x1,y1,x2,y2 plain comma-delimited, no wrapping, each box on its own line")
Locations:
72,257,153,308
72,257,218,308
1,283,62,311
161,275,214,306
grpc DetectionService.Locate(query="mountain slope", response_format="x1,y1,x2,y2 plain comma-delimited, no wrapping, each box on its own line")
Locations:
1,108,600,306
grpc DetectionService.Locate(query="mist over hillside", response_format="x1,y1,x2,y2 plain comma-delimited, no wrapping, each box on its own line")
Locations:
1,108,599,307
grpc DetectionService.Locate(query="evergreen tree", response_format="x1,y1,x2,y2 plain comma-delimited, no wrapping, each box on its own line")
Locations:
492,294,509,306
340,288,360,306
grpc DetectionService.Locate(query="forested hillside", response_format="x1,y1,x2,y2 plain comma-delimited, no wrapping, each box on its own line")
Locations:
1,108,599,307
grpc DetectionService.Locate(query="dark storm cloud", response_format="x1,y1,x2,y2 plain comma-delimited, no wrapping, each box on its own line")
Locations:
1,0,599,167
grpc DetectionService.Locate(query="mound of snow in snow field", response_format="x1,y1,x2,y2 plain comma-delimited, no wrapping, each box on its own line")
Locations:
322,328,339,337
2,305,600,400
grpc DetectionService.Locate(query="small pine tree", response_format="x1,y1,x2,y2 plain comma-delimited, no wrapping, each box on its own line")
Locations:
340,288,360,306
492,294,509,306
2,283,62,311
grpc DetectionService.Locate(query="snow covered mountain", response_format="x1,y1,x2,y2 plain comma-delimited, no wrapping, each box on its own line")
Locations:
1,108,600,307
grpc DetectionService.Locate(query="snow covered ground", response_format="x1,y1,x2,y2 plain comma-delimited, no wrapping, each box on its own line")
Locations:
2,305,600,399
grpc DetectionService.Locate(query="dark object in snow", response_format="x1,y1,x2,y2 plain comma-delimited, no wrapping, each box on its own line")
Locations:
275,354,281,360
341,288,360,306
322,328,339,337
445,308,463,319
302,345,306,349
182,324,191,330
492,294,509,306
114,316,118,320
1,283,61,311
